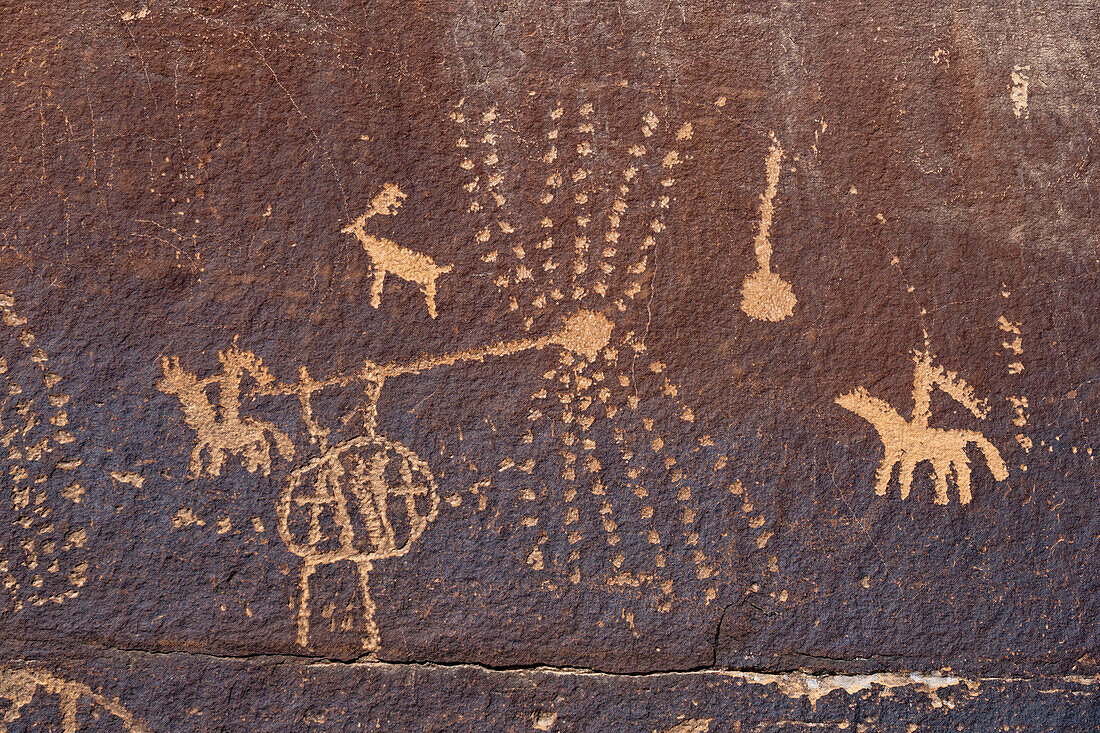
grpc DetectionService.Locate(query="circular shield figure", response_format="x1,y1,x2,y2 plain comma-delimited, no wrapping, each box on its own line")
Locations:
278,432,439,650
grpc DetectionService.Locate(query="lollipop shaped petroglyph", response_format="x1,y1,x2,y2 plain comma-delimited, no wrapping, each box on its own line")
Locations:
740,133,796,322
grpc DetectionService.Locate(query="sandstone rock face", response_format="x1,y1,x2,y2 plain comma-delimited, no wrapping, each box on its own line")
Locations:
0,1,1097,730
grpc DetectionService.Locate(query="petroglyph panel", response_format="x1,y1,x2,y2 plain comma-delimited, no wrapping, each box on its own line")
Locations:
1,0,1099,729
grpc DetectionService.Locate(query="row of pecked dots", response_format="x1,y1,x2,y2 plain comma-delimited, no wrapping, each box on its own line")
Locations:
605,349,678,608
997,294,1033,468
598,110,665,307
451,102,483,219
516,328,624,587
568,103,598,303
608,332,713,607
591,334,677,600
525,102,601,321
480,106,521,296
453,103,518,292
594,156,632,304
557,349,603,585
998,300,1091,463
622,113,691,302
635,358,713,590
507,348,578,580
523,104,568,330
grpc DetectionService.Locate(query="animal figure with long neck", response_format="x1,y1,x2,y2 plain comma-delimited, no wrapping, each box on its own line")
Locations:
835,350,1008,505
342,184,453,319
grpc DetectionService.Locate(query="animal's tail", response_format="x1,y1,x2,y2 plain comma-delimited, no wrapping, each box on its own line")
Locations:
971,435,1008,481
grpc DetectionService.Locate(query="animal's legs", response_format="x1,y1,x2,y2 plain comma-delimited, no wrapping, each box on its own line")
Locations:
953,454,973,505
932,458,951,505
875,447,900,496
58,690,77,733
370,268,386,309
423,276,438,319
207,445,226,477
898,453,918,499
972,436,1009,482
189,441,207,478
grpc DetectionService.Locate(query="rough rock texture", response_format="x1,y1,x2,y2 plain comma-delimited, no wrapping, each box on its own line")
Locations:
0,0,1097,730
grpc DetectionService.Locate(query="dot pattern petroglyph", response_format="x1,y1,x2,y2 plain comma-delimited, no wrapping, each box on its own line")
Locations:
456,98,732,610
0,294,87,613
159,93,787,638
997,305,1032,464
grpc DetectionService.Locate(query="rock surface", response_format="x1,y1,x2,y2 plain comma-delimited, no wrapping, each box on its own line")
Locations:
0,0,1097,730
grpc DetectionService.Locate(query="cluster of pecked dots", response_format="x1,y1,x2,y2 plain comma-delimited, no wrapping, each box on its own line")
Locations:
452,102,519,294
0,293,87,611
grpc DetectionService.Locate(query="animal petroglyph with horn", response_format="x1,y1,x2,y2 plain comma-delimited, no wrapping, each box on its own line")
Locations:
836,350,1008,505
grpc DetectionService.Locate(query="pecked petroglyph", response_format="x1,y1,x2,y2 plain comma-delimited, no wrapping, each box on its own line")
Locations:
740,132,796,322
279,429,439,650
0,294,88,612
160,96,779,640
455,99,739,611
161,309,614,650
723,669,974,708
0,666,151,733
836,350,1008,505
998,312,1032,460
664,719,712,733
1010,65,1030,119
157,345,294,478
341,183,453,319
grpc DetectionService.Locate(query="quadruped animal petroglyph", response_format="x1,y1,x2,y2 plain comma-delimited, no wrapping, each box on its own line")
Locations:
0,666,151,733
158,346,294,478
836,350,1008,505
341,184,454,319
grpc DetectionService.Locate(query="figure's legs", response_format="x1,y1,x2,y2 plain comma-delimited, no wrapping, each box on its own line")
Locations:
355,560,379,651
58,691,77,733
208,446,226,477
875,448,900,497
370,269,386,309
189,442,207,478
296,559,319,648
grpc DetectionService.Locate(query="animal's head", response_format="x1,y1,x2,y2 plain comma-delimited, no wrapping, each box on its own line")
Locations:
835,387,868,415
157,355,192,394
342,184,408,235
370,183,406,217
834,386,901,426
